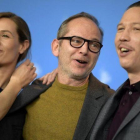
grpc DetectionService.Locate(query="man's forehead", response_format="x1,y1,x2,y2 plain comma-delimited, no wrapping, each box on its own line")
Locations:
67,18,100,33
117,7,140,26
121,7,140,20
64,17,102,41
67,17,97,28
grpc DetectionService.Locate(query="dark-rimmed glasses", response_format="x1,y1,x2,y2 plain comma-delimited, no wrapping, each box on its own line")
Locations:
58,36,103,53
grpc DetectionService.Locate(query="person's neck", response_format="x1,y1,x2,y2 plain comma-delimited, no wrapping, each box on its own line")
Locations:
0,64,15,89
128,72,140,85
57,73,89,87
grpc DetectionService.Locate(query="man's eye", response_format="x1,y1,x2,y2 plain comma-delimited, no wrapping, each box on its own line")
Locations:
90,42,99,48
2,34,9,38
117,27,124,31
91,43,98,48
75,40,80,43
133,28,140,31
72,39,81,43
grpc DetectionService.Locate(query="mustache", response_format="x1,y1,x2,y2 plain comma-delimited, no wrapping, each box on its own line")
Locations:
118,43,133,49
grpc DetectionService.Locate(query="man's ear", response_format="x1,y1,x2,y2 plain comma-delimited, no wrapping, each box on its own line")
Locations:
19,40,30,54
51,39,59,57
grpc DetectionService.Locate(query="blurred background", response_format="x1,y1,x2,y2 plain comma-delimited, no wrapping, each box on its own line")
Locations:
0,0,137,90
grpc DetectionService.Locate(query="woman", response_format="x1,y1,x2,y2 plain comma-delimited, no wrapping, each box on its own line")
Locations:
0,12,36,139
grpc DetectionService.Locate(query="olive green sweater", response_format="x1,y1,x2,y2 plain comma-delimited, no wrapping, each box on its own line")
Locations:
23,78,88,140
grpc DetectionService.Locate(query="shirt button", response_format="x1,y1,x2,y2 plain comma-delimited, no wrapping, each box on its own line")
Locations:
122,102,126,106
129,91,132,95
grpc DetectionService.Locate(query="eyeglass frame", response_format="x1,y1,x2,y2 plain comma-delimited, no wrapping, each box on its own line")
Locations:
58,36,103,53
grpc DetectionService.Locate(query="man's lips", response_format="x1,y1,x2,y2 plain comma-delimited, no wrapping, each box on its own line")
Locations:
76,59,87,64
118,44,133,53
74,58,88,64
120,47,129,53
117,44,134,57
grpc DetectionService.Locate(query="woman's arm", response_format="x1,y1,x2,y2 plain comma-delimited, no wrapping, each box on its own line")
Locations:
0,59,37,120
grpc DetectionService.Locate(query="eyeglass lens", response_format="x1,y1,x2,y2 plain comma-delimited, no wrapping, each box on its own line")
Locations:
71,36,101,52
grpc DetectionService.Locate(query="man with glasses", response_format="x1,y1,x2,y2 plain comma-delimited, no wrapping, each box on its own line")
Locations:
22,12,114,140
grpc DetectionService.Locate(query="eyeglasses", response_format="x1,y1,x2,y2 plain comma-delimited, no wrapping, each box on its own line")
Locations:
58,36,103,53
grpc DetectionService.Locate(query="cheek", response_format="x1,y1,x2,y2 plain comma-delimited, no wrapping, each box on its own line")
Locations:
60,45,75,57
133,37,140,45
8,42,20,57
58,48,69,62
114,36,120,54
11,43,19,52
114,34,119,46
91,54,99,65
2,38,20,60
135,49,140,59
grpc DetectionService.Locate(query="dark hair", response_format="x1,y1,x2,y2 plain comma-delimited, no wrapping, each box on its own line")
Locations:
57,12,103,42
127,1,140,9
0,12,31,63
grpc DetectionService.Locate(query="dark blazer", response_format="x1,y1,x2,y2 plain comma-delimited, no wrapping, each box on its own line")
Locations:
89,79,140,140
0,73,114,140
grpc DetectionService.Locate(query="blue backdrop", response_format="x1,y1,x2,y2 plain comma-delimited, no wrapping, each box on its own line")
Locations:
0,0,138,90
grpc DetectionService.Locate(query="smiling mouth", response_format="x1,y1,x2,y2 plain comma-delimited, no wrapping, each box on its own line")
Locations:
76,60,87,64
121,48,129,53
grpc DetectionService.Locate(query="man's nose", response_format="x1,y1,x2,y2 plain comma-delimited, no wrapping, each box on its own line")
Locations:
79,42,88,55
119,29,130,41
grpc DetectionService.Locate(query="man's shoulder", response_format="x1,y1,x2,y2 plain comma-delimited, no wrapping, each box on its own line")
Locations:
89,73,115,95
21,79,53,102
26,79,53,92
8,79,53,114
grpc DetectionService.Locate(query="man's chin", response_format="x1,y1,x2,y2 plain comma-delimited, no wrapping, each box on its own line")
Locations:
121,64,134,73
120,61,130,68
71,73,88,80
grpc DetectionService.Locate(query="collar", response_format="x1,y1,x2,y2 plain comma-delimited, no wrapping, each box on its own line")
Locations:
123,79,140,92
133,81,140,92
